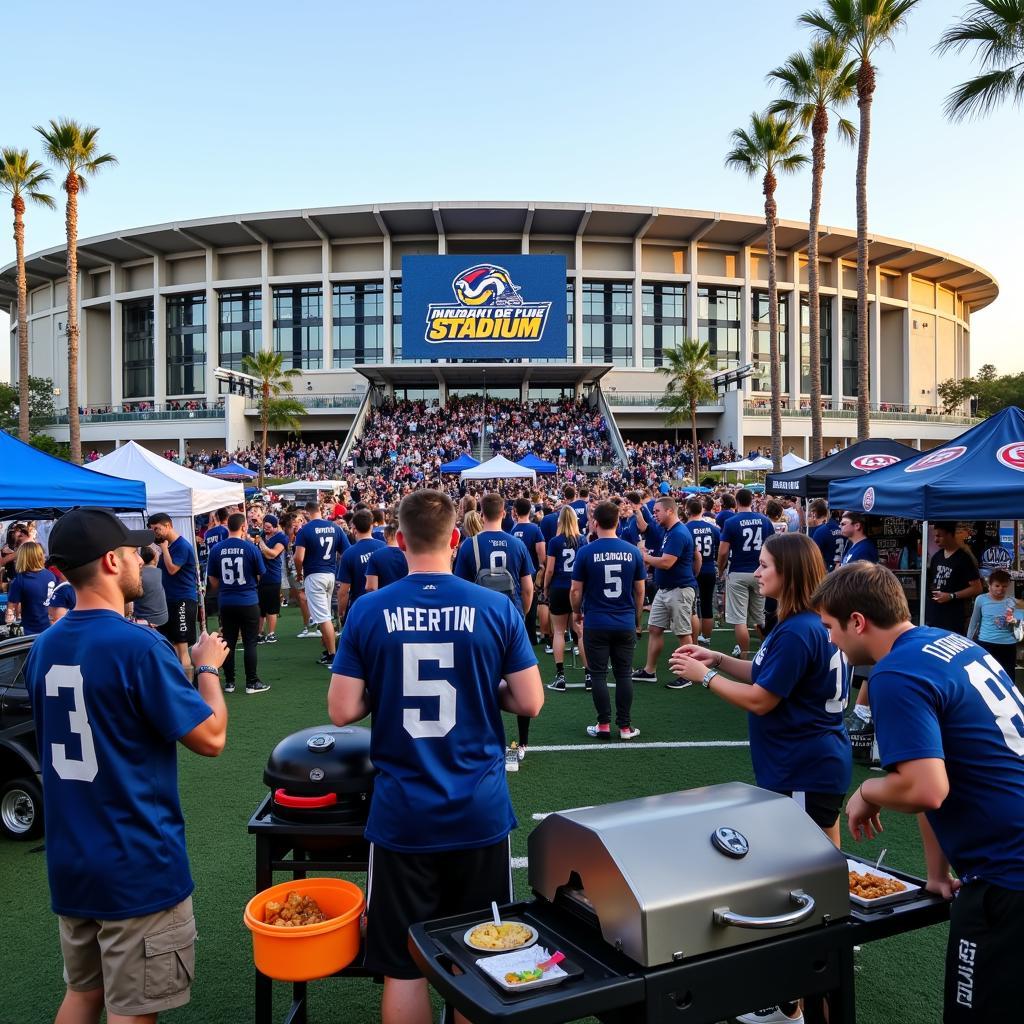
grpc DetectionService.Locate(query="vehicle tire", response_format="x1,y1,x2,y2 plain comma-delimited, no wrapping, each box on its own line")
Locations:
0,775,43,841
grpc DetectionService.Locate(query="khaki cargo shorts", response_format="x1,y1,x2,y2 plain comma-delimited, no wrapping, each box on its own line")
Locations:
725,572,765,627
59,895,196,1017
647,586,696,635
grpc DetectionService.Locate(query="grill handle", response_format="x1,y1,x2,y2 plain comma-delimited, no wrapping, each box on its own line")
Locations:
273,789,338,808
712,889,815,929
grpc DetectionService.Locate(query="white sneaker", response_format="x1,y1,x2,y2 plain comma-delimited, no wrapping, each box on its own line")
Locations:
732,644,743,657
296,627,314,638
517,745,526,762
697,634,711,645
504,744,519,772
736,1007,803,1024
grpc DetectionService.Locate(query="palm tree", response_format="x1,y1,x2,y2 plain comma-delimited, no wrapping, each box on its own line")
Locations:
725,112,809,472
34,119,117,464
799,0,920,441
936,0,1024,120
0,150,54,443
768,40,857,461
657,339,718,482
241,350,305,487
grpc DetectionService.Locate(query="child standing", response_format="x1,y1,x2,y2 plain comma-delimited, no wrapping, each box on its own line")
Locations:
968,568,1022,682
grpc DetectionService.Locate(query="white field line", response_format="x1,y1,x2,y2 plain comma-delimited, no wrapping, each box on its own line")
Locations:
525,740,749,752
512,856,530,869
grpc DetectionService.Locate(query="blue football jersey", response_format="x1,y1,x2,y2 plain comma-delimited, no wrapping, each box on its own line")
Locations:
572,538,646,630
204,524,229,552
812,520,845,571
206,538,265,607
331,573,537,852
338,538,386,604
539,510,560,542
841,538,879,565
9,569,57,634
510,521,545,572
721,512,775,573
26,610,212,918
656,522,697,590
45,579,77,613
749,610,852,793
453,530,532,607
546,534,582,590
295,519,350,575
160,536,199,601
871,627,1024,890
365,546,409,589
570,500,589,533
686,520,720,577
259,530,289,584
715,508,736,531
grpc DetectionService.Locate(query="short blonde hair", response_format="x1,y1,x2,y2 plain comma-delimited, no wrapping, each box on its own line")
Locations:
461,511,484,538
15,541,45,574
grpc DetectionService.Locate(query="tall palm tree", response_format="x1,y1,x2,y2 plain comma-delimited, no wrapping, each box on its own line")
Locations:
936,0,1024,120
34,119,117,464
0,150,54,443
240,350,305,487
725,112,809,472
799,0,920,441
656,339,718,482
768,40,857,461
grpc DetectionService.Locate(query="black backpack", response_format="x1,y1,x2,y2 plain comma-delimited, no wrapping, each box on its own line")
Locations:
471,535,517,602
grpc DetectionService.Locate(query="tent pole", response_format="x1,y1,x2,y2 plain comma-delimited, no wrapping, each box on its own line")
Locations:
919,520,929,627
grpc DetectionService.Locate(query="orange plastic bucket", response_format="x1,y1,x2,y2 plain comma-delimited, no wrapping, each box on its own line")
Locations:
244,877,365,981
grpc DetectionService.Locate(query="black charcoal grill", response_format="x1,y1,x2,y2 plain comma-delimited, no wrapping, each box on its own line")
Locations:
409,783,949,1024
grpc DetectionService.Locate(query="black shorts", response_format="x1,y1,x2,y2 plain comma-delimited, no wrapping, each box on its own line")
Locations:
365,839,512,979
771,789,845,830
944,879,1024,1022
548,588,572,616
696,575,716,622
159,599,197,645
258,582,282,616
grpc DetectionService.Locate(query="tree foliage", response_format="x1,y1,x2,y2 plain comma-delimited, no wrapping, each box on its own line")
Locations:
657,339,719,481
938,363,1024,417
0,375,57,431
241,350,305,487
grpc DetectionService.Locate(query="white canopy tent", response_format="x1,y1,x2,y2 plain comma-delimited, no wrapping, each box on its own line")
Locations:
711,456,773,472
781,452,810,471
272,480,349,494
460,455,537,481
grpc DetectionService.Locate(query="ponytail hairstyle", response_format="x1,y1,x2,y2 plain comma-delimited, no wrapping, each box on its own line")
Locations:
557,506,581,548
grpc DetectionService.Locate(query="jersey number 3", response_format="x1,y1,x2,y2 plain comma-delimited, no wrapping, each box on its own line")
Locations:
45,665,99,782
403,643,457,739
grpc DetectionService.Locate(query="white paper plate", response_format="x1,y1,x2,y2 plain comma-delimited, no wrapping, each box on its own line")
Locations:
463,921,539,953
475,946,569,992
847,858,922,907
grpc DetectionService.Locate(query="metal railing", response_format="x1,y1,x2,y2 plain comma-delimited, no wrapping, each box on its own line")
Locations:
48,402,226,425
604,392,724,411
742,400,976,425
245,392,365,411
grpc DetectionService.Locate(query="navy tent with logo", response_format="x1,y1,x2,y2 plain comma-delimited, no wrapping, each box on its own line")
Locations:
517,453,558,474
765,438,919,499
440,453,480,474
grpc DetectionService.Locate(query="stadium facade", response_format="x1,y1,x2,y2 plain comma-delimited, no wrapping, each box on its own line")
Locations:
0,201,996,459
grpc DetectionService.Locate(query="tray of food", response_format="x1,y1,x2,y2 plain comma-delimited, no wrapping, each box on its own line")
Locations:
847,858,922,907
464,920,539,953
474,947,573,993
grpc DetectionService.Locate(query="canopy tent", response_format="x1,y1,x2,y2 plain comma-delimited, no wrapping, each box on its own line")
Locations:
272,480,348,494
517,453,558,474
208,460,257,479
0,429,147,518
711,456,773,472
765,438,919,498
781,452,810,471
439,453,481,474
460,455,537,481
681,485,713,494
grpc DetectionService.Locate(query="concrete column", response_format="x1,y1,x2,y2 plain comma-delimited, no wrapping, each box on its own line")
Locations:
260,243,272,353
321,239,333,370
901,305,911,411
110,292,123,407
786,256,801,406
76,269,87,405
632,238,643,368
205,249,218,402
152,260,166,403
869,265,882,408
740,246,752,400
830,292,842,410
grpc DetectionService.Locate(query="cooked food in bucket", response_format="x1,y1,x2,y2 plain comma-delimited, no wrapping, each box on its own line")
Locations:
848,870,907,900
468,922,533,949
265,890,330,927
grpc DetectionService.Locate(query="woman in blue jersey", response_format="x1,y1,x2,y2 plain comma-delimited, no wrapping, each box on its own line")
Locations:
671,532,852,843
544,507,587,691
5,542,57,636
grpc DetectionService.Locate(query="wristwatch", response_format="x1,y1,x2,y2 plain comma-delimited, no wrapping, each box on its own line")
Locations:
701,668,719,689
195,664,219,676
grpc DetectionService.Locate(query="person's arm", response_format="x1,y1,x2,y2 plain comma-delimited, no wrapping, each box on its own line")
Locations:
328,673,371,724
260,539,286,559
717,539,731,576
670,644,753,683
336,581,351,619
643,550,678,570
498,665,544,717
293,543,305,575
159,540,183,575
48,605,69,624
364,574,378,593
846,757,949,840
570,580,584,627
918,813,961,898
693,547,702,576
534,541,546,571
180,632,229,756
967,598,982,640
543,553,555,592
520,572,533,614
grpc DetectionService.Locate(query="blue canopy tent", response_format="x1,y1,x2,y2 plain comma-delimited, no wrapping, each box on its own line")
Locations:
209,460,258,479
517,453,558,474
829,406,1024,621
0,430,147,518
440,453,480,474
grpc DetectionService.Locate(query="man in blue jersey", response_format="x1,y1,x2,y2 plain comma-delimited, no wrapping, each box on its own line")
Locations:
510,496,546,645
685,498,720,645
715,491,737,531
26,507,228,1023
839,511,879,566
255,514,287,643
718,489,775,658
294,501,350,667
572,501,646,740
328,489,543,1024
337,508,386,621
570,485,590,533
632,496,700,686
540,485,573,542
371,507,388,543
365,524,409,592
206,512,269,694
807,499,845,572
147,513,200,677
816,561,1024,1023
203,507,230,552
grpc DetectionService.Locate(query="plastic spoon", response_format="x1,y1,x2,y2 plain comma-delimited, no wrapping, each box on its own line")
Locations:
875,848,888,871
491,901,502,927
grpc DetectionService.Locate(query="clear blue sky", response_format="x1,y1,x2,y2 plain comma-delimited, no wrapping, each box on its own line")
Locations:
2,0,1021,373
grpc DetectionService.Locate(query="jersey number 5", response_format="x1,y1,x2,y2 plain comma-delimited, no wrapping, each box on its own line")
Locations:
403,643,457,739
45,665,99,782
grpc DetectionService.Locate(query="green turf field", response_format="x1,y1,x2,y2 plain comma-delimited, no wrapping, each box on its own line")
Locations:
1,607,947,1024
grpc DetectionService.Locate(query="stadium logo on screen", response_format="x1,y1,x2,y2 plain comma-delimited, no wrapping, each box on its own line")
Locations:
851,454,901,471
903,446,967,473
424,263,552,343
996,442,1024,473
862,486,875,512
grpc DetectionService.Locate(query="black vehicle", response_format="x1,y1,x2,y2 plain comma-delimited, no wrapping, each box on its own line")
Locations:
0,633,41,840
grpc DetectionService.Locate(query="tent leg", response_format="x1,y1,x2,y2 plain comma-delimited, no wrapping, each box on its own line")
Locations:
919,520,929,627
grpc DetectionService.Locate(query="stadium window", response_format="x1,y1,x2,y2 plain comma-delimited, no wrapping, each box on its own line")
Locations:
750,290,788,393
273,285,323,370
697,285,740,373
218,288,261,371
391,282,403,359
582,281,633,366
166,293,207,396
842,299,858,397
333,282,384,366
642,283,687,368
531,280,575,365
122,299,154,399
799,296,833,395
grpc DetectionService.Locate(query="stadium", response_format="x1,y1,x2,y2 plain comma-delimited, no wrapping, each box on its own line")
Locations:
1,200,997,460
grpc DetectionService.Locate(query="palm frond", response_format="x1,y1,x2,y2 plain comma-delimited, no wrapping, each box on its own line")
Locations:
943,64,1024,119
836,116,858,143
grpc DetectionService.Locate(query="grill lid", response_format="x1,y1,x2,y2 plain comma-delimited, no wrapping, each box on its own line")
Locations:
264,724,375,797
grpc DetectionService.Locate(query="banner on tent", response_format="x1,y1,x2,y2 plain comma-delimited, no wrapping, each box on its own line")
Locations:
401,255,567,359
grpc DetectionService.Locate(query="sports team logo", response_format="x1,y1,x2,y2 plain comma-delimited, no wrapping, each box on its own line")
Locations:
424,263,552,343
996,442,1024,473
862,486,875,512
903,446,967,473
851,453,901,471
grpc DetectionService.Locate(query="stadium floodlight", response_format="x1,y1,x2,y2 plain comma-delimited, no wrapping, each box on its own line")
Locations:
213,367,261,398
707,362,754,392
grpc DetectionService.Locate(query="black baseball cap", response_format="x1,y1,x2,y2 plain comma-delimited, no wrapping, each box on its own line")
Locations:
47,508,155,571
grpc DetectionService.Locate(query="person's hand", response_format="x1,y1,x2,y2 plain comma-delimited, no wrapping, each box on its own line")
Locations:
846,787,884,841
932,590,948,603
669,651,710,683
192,631,229,669
673,644,716,666
572,612,584,630
925,873,962,900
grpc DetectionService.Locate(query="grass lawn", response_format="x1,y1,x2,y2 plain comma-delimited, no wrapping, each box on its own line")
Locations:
1,607,947,1024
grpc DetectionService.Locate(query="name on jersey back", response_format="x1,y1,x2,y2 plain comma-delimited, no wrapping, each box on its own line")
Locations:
591,550,633,563
383,606,476,633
